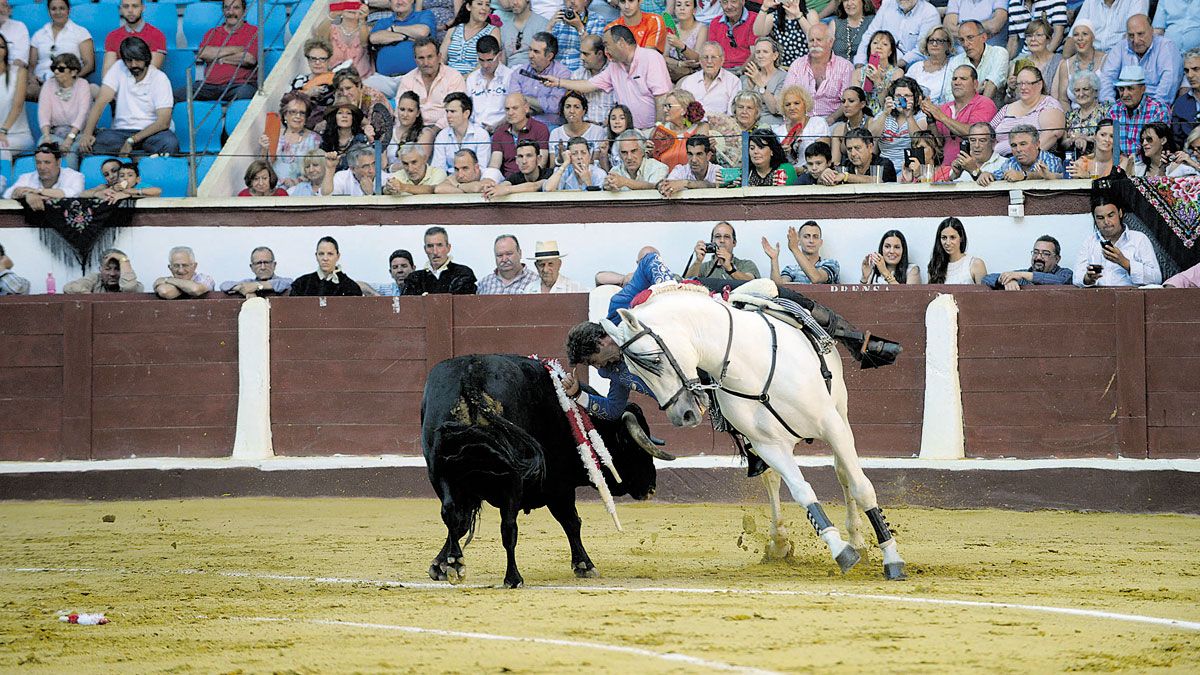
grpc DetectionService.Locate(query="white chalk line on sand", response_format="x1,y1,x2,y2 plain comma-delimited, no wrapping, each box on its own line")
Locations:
237,616,779,675
10,567,1200,633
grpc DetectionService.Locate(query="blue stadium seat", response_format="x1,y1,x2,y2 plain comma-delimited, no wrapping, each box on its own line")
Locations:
259,8,290,49
172,100,225,154
224,99,252,135
0,158,10,186
137,156,190,197
80,155,121,187
194,154,216,184
97,103,114,129
95,0,124,4
26,102,39,144
10,0,40,6
162,48,199,88
88,50,106,86
143,2,182,48
69,3,112,43
263,47,284,78
289,0,314,34
11,4,50,30
182,3,224,48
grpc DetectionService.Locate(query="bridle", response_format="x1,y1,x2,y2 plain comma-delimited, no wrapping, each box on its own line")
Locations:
616,303,811,440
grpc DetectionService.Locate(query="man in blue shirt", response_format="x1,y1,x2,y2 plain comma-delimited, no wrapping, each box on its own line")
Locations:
981,236,1074,289
1099,14,1183,105
994,124,1064,181
1171,50,1200,148
364,0,437,98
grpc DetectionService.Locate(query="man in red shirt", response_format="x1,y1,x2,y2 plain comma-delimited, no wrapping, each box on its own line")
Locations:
605,0,667,53
102,0,167,76
175,0,259,101
707,0,756,69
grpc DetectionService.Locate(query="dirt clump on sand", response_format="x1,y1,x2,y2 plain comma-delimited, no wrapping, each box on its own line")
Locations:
0,498,1197,673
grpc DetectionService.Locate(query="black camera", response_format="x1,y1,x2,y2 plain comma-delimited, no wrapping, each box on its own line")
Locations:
563,7,576,19
703,242,718,254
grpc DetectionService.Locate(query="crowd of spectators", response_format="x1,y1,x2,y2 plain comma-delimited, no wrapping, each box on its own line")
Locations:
2,0,1199,199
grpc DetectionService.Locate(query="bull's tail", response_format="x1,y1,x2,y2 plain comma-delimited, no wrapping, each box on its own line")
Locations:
433,395,547,486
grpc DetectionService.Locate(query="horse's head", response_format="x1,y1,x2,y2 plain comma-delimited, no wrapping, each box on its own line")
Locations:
603,308,707,428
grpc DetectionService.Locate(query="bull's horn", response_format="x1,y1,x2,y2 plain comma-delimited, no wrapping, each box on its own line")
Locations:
623,412,675,461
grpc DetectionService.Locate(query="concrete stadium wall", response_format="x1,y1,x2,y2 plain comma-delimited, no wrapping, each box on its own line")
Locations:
2,287,1196,463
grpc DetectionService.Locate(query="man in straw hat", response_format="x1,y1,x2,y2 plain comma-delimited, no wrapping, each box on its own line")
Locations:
525,241,586,294
1107,64,1171,156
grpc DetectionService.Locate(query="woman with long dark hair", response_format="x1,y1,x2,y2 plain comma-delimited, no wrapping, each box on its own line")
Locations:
744,127,798,185
861,229,921,284
290,236,364,297
928,217,986,284
320,102,370,170
386,90,436,168
599,104,634,171
441,0,498,76
1126,121,1176,178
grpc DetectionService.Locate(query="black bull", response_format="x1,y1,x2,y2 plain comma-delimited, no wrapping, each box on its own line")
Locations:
421,354,668,588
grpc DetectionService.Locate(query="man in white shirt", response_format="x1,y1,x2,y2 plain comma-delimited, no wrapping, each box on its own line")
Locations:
0,0,30,69
525,240,586,293
855,0,941,68
1074,199,1162,287
948,122,1006,185
3,143,85,210
1069,0,1149,55
604,129,668,191
78,36,178,157
658,135,721,197
465,35,513,133
678,42,741,118
430,93,492,172
944,19,1008,99
435,149,505,194
322,145,378,196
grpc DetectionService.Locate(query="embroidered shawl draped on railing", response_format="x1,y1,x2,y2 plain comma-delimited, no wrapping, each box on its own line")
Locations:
21,199,135,274
1099,176,1200,277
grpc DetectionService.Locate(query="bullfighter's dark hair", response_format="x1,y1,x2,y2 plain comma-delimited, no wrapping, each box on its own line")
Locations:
567,321,608,365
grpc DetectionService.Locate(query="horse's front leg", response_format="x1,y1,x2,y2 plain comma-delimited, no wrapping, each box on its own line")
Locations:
833,453,867,554
761,469,793,560
753,442,860,574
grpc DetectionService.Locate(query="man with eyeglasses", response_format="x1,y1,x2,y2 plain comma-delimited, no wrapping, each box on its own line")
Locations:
678,41,740,117
365,0,436,98
1170,49,1200,148
948,121,1005,185
606,0,667,53
178,0,259,102
154,246,214,300
981,236,1073,290
1098,14,1183,106
922,64,997,166
466,36,513,133
707,0,755,69
784,23,851,117
854,0,939,69
220,247,293,298
101,0,166,76
571,35,616,125
944,19,1007,100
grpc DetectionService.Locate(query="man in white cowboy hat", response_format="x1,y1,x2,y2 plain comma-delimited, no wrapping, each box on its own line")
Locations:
1099,13,1183,106
1107,63,1171,157
525,240,586,294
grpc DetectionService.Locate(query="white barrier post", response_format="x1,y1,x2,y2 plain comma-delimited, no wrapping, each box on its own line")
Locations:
919,293,965,459
587,286,620,396
231,297,274,459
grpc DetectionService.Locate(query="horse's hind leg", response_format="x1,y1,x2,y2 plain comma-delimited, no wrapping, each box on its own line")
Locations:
823,411,906,581
761,470,793,560
754,443,860,574
833,453,867,553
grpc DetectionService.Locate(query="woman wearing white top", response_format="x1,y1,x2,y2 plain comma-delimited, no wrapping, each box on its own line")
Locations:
0,35,34,161
905,26,952,106
772,84,830,166
927,217,986,284
27,0,94,101
548,91,606,165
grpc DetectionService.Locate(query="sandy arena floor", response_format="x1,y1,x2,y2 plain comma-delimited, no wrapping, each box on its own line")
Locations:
1,497,1198,673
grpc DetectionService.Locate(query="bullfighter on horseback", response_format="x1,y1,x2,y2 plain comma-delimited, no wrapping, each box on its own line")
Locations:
563,246,902,476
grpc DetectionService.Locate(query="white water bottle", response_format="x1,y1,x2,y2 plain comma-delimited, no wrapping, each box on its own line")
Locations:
46,272,56,294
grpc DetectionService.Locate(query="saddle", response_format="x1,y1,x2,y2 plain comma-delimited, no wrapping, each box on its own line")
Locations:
725,279,836,356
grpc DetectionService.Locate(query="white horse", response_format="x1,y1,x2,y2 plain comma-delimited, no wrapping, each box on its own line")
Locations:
602,282,906,580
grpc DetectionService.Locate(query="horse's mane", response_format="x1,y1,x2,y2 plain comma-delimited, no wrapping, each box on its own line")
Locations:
630,280,712,310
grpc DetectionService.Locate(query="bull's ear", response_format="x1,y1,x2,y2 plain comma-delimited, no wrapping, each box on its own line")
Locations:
616,309,641,332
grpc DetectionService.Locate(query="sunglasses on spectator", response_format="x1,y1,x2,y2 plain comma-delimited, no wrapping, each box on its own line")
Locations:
515,30,524,52
52,66,75,72
726,26,738,49
307,54,330,62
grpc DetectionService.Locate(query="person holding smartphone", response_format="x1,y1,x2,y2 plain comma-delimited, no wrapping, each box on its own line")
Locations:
1072,199,1162,288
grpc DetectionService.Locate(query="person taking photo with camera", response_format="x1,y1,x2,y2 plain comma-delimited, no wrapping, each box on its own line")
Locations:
683,221,760,281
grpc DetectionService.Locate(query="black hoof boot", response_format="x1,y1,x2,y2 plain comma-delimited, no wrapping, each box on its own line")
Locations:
884,561,907,581
747,453,769,477
835,545,862,574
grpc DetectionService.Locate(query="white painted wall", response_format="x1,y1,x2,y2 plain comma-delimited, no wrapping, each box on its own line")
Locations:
1,212,1092,294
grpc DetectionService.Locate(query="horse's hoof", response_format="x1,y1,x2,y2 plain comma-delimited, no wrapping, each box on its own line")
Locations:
835,545,861,574
503,576,524,589
428,563,447,582
574,562,599,578
883,561,907,581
